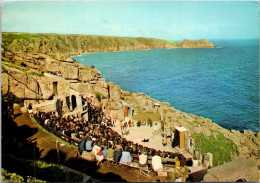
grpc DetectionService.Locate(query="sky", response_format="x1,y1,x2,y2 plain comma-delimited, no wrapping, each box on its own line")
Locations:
1,1,259,41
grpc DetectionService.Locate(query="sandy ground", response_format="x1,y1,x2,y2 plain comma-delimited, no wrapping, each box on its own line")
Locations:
112,119,174,152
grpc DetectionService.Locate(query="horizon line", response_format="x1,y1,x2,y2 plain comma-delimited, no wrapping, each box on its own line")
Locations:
2,31,259,42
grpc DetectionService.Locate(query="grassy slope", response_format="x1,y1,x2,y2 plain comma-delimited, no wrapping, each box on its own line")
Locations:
2,32,215,60
191,129,238,167
2,32,177,59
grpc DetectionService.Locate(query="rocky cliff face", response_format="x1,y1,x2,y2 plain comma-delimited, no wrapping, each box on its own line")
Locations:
177,39,215,48
2,33,258,167
2,33,177,60
2,33,215,60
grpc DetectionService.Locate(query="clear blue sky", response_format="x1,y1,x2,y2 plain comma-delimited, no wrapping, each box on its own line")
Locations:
2,1,259,40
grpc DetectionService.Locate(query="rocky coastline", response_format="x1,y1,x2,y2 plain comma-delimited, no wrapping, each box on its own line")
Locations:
1,33,259,167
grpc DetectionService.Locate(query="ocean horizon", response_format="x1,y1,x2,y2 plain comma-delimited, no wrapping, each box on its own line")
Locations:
73,39,259,132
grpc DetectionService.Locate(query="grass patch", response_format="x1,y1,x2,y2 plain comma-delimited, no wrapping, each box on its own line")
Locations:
31,117,77,148
2,154,83,182
191,129,238,167
26,70,43,76
2,62,26,72
132,112,161,122
94,91,102,102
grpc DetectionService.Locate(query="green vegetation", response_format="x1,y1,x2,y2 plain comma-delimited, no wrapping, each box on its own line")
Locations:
31,117,77,148
178,39,214,48
26,70,43,76
2,154,83,182
2,32,178,60
94,91,102,102
2,61,26,72
132,111,161,122
1,168,24,182
191,129,238,167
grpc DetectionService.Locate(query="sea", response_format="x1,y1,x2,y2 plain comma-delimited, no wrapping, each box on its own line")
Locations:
72,39,259,132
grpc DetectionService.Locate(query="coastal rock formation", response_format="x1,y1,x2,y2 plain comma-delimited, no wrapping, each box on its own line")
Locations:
2,33,215,60
178,39,215,48
2,33,258,168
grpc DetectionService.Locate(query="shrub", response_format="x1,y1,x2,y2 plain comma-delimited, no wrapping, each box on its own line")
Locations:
94,92,102,102
1,168,24,183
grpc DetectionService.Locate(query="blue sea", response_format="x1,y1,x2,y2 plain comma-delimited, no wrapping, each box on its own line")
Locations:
73,39,259,132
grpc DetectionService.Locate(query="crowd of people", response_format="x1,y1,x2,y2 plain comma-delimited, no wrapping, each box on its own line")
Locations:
33,97,188,170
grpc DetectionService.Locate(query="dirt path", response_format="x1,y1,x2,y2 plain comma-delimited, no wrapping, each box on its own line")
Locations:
12,105,159,182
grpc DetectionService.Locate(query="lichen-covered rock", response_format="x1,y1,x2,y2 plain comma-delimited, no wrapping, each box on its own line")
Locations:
110,102,123,110
95,85,108,98
1,73,9,94
109,83,121,101
78,69,94,81
70,83,94,96
60,62,78,80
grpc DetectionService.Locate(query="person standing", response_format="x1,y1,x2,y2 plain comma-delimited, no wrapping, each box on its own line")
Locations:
28,103,33,118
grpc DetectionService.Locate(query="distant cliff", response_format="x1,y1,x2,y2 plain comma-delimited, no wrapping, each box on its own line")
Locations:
177,39,215,48
2,32,215,60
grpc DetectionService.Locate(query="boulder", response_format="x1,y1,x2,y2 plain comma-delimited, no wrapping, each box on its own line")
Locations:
110,102,123,110
201,126,211,137
2,65,27,86
1,73,9,94
60,62,78,80
203,158,259,182
78,69,94,81
70,83,94,96
122,90,131,96
109,83,121,101
45,60,60,72
110,109,124,121
94,85,108,98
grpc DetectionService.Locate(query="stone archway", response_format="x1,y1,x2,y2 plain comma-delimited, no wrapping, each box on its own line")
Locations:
71,95,77,111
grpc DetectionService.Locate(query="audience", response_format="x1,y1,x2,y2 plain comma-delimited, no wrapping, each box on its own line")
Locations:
33,96,187,170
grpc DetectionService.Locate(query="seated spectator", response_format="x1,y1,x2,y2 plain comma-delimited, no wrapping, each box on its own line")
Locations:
120,146,132,164
44,118,49,126
106,144,115,161
175,156,180,167
113,146,122,165
86,137,93,152
137,120,141,127
94,146,104,166
152,152,163,170
139,151,147,167
77,136,86,158
102,146,108,158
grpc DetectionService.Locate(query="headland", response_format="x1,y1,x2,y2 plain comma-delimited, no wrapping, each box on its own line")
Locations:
1,32,259,180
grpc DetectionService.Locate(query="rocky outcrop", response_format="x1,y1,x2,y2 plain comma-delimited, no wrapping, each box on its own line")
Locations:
2,33,258,168
1,65,52,99
60,62,78,80
2,33,215,60
177,39,215,48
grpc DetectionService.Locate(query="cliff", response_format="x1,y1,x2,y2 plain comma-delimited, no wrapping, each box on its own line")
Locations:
2,32,215,60
177,39,215,48
2,33,258,168
2,32,177,60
